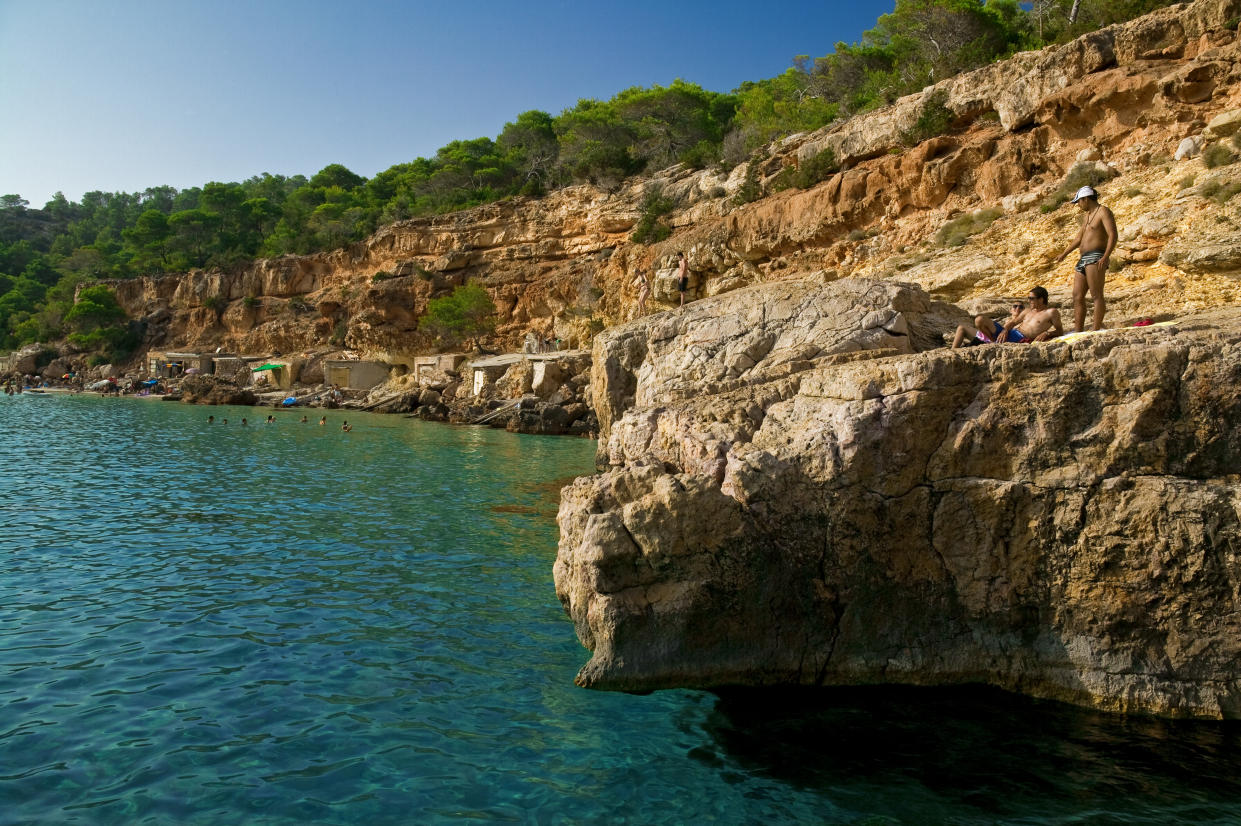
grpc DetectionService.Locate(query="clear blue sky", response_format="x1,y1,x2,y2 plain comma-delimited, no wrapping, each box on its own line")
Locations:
0,0,895,207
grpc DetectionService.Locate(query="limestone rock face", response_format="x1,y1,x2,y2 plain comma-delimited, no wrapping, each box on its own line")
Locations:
1160,229,1241,273
82,0,1241,390
7,343,47,374
589,278,967,450
555,280,1241,719
1205,108,1241,138
179,375,257,406
793,0,1241,165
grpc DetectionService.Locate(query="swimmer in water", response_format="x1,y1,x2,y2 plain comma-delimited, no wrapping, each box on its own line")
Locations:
341,421,352,432
319,416,327,426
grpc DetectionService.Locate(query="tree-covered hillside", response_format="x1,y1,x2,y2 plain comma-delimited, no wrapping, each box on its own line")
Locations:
0,0,1176,354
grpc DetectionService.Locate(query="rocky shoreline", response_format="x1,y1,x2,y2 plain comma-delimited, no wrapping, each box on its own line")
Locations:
2,343,599,438
554,277,1241,719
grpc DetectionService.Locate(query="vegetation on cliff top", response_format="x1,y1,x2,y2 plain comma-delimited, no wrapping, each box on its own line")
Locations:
418,282,499,350
0,0,1177,354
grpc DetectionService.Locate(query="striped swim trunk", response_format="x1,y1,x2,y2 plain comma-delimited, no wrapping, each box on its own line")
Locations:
1075,250,1105,275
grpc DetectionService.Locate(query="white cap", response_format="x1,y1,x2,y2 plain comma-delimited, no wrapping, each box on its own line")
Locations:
1071,185,1097,203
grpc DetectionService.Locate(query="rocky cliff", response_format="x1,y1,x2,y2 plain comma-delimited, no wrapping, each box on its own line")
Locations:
105,0,1241,369
84,0,1241,717
555,278,1241,718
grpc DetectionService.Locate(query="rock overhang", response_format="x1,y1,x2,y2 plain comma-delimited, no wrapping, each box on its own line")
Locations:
557,279,1241,718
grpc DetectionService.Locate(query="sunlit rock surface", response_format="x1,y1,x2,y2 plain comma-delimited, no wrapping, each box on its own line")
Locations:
555,280,1241,719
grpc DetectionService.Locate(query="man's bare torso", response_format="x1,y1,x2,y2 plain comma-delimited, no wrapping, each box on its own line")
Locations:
1080,206,1115,253
1014,306,1059,339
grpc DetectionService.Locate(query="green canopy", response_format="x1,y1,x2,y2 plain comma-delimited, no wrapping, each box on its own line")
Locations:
252,363,282,371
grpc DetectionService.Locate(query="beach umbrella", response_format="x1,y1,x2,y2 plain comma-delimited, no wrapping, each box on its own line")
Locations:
281,397,298,407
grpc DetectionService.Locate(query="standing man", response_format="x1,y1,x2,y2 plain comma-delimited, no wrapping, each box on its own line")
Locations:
676,251,688,308
1054,186,1116,332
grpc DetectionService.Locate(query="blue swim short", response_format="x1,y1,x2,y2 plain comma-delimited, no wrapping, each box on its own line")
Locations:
976,319,1027,343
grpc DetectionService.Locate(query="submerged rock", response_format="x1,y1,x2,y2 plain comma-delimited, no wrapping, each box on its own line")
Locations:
555,279,1241,719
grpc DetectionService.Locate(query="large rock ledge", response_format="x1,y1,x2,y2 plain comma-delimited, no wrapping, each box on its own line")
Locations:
554,278,1241,718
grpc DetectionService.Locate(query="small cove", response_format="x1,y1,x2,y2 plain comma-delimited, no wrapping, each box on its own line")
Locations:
1,394,1239,824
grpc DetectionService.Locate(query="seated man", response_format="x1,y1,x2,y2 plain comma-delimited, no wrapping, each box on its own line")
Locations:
952,286,1063,348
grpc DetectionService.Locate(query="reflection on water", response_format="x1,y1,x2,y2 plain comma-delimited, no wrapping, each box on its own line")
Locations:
704,687,1241,825
0,395,1238,825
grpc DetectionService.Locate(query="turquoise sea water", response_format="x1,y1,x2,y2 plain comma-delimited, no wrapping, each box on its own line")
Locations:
1,394,1239,825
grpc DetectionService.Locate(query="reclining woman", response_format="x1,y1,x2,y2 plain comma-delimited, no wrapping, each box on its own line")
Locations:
951,286,1064,348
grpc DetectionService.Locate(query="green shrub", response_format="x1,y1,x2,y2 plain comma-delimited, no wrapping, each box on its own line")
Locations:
678,140,719,170
61,287,136,363
418,281,497,346
1179,174,1196,189
1203,143,1237,169
935,208,1002,247
202,294,224,312
771,148,839,192
1225,15,1239,29
1204,180,1241,204
1040,164,1110,212
65,285,126,332
1123,187,1143,198
330,320,347,346
631,186,676,245
845,227,881,243
69,324,139,364
372,270,395,282
243,295,260,308
794,148,840,189
900,90,954,147
708,186,727,198
733,155,765,206
769,167,796,191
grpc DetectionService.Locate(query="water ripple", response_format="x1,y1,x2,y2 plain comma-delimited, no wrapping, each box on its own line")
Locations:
2,396,1240,824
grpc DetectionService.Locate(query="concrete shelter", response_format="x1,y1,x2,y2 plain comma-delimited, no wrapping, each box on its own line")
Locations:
148,350,226,377
324,360,390,390
412,353,467,385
